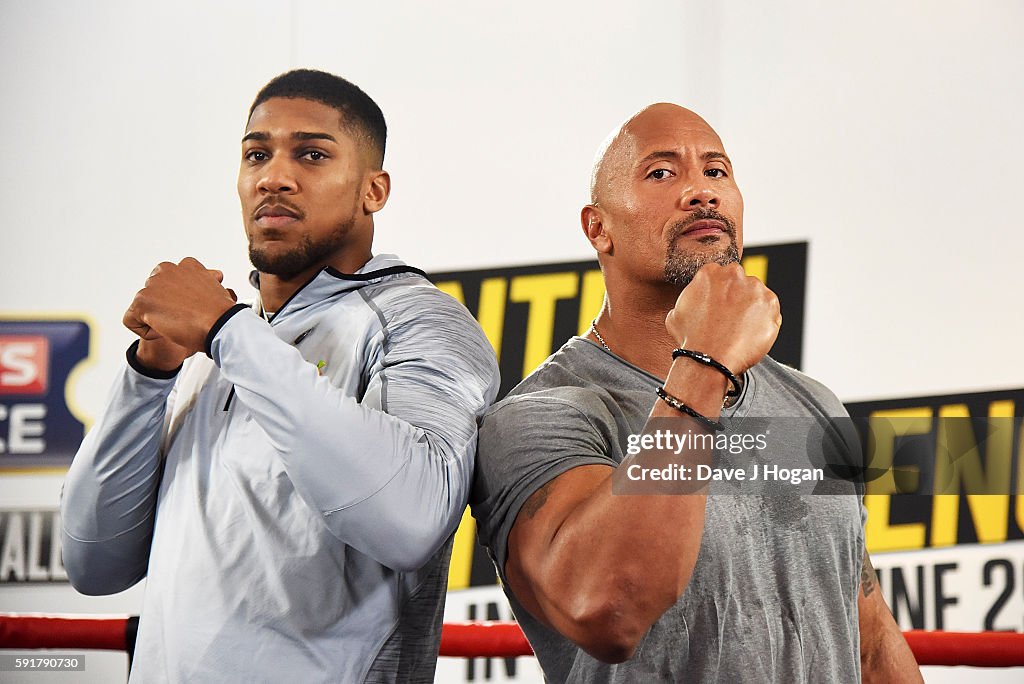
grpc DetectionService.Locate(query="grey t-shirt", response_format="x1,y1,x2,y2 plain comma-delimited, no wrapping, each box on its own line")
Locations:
471,338,865,683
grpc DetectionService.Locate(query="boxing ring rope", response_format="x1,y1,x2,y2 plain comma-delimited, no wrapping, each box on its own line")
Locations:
2,614,1024,667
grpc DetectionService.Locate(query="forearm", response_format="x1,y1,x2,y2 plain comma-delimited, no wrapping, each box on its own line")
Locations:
61,349,173,594
860,551,924,682
862,625,923,684
211,308,493,570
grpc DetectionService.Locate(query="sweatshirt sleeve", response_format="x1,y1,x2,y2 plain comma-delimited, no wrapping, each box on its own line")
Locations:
59,342,177,595
210,286,500,572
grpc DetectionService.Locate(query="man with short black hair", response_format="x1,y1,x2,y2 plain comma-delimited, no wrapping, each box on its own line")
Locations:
62,69,499,683
251,68,388,168
471,103,921,682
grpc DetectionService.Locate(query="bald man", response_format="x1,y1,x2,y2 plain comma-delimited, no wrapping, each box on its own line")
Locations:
471,104,921,682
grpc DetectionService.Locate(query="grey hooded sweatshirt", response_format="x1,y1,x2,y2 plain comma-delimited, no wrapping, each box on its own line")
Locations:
61,254,500,683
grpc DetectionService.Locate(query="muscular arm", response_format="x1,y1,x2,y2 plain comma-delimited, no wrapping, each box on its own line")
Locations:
859,550,924,682
502,263,780,662
505,361,725,663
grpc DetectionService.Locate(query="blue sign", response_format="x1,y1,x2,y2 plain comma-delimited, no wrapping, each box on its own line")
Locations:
0,320,90,469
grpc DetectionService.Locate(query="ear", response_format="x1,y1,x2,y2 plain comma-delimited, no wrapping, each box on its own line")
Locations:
363,170,391,214
581,204,613,255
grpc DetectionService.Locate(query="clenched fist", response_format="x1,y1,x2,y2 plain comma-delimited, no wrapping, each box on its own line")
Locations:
665,262,781,375
123,258,238,365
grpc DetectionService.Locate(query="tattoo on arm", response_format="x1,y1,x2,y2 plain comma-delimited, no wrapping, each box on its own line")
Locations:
861,548,877,598
521,480,556,520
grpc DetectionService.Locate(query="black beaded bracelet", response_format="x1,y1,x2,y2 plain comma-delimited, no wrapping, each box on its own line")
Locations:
655,387,725,432
671,348,742,397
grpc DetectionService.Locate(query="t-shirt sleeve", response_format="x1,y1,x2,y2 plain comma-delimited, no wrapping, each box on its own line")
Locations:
471,392,618,576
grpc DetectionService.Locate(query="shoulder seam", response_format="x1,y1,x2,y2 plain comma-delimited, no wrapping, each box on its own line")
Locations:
487,394,608,438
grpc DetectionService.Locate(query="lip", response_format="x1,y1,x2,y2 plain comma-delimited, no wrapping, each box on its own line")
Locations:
681,219,726,238
255,203,301,228
255,202,301,219
256,214,299,228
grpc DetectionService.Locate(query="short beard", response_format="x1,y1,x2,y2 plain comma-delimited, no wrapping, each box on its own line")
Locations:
664,208,741,288
249,216,356,280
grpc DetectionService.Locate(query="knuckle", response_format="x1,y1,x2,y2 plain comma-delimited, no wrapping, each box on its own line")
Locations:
692,267,711,283
150,261,173,277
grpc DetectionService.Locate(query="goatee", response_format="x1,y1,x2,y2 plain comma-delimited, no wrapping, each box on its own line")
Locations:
664,208,740,287
249,216,357,280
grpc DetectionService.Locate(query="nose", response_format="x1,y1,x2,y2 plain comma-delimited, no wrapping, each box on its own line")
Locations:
256,157,297,195
682,185,719,210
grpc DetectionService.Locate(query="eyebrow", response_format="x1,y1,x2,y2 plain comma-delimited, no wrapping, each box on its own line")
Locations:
637,150,732,167
241,131,338,144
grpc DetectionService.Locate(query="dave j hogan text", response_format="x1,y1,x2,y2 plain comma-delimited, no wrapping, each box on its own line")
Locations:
626,463,825,485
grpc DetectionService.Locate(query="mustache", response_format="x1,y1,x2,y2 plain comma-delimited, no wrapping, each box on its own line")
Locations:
669,207,737,240
253,198,305,221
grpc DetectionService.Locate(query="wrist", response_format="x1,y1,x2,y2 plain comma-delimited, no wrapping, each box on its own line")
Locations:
672,349,742,398
662,359,729,417
204,303,250,358
128,340,182,378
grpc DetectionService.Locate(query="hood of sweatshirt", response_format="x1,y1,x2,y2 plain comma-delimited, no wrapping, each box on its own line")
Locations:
248,254,427,323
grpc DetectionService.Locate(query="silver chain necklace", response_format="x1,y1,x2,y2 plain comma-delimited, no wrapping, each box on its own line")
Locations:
590,319,612,353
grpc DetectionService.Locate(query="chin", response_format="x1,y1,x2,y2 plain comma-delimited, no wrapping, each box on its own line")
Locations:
250,247,310,279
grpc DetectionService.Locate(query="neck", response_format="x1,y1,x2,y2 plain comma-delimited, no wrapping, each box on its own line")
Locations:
259,249,373,313
590,275,683,379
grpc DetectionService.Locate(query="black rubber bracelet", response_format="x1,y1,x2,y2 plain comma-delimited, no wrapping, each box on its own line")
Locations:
205,303,251,358
655,386,725,432
126,340,181,380
671,348,742,397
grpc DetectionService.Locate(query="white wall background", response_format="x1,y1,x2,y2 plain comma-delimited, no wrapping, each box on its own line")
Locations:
1,1,1021,682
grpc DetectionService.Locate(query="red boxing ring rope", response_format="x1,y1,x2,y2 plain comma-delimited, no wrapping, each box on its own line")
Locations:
3,614,1024,667
0,614,129,652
